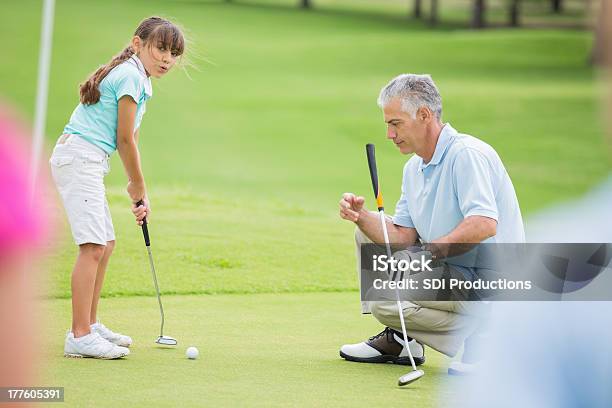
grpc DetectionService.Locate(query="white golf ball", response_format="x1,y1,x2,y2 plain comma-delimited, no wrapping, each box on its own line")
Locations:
186,346,199,360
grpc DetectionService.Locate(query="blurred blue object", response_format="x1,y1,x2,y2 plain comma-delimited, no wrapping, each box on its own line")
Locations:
449,175,612,408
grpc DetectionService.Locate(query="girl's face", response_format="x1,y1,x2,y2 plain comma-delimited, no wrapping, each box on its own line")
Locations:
132,35,179,78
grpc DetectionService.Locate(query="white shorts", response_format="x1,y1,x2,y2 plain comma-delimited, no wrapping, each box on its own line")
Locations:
49,134,115,246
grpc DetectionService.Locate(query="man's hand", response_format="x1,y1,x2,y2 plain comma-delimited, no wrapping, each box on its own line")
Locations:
340,192,418,245
339,193,366,223
131,197,151,226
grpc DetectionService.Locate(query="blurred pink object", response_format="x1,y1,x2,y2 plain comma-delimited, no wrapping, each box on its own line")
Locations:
0,107,46,257
0,103,50,393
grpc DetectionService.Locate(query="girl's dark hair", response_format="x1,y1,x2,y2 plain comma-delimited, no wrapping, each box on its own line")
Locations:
79,16,185,105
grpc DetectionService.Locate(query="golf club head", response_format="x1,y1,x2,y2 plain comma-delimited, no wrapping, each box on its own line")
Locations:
156,335,177,346
398,369,425,386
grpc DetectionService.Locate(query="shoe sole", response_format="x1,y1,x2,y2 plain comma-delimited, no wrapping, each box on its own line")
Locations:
339,351,425,366
63,352,129,360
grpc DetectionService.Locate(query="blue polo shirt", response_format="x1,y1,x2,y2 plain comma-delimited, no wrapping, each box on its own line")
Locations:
62,55,153,154
393,124,525,245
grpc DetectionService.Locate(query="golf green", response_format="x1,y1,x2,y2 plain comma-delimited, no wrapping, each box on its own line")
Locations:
41,293,459,407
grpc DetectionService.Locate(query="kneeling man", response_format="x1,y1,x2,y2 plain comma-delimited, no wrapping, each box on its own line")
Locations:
338,74,525,368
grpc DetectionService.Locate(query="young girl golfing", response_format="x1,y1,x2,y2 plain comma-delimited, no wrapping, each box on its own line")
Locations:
50,17,185,359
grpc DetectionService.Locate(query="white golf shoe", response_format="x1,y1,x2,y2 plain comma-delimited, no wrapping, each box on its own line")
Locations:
90,322,133,347
340,327,425,365
64,331,130,359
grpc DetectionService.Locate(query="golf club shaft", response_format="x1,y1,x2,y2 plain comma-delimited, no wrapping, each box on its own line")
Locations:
379,210,418,371
366,144,418,372
146,246,165,336
136,199,165,337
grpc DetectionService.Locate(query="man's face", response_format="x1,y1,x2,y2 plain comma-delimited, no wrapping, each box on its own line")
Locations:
382,98,426,155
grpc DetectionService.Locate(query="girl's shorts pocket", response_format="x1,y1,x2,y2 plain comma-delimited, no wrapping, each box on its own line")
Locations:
50,154,76,189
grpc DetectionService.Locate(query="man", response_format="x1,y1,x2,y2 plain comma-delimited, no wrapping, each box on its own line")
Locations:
338,74,525,369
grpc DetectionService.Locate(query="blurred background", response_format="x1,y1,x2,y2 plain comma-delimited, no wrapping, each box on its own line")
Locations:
1,0,610,406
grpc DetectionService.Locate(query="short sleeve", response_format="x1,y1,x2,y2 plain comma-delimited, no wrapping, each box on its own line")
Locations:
112,67,143,103
453,148,499,221
392,166,415,228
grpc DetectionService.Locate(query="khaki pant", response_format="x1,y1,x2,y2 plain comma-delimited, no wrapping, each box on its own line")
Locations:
355,227,487,357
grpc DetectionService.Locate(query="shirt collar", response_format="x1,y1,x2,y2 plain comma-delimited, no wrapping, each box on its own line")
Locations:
418,123,456,172
128,55,153,98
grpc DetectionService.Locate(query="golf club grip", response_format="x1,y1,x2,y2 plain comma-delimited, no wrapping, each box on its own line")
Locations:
136,199,150,246
365,144,384,210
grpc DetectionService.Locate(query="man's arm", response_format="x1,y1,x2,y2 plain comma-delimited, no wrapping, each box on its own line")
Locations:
434,215,497,245
428,215,497,258
339,193,418,246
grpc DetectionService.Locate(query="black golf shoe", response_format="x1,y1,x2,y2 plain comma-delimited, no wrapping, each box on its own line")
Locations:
339,327,425,365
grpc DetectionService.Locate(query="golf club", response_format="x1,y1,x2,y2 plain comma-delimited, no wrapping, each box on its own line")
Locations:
365,144,424,386
136,200,178,346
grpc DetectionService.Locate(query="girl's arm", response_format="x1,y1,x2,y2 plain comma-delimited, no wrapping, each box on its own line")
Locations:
128,128,150,225
116,96,146,202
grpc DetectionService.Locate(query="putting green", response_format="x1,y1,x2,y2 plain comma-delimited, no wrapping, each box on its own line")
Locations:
41,293,461,407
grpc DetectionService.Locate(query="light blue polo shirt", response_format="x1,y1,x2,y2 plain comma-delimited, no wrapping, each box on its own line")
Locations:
63,55,153,154
393,124,525,245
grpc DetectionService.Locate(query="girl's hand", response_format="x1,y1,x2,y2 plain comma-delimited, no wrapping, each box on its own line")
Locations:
127,180,146,202
131,197,151,226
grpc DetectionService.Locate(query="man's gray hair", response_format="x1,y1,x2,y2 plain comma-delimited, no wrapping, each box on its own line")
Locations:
377,74,442,119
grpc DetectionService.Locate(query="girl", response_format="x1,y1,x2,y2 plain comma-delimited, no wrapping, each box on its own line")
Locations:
50,17,185,359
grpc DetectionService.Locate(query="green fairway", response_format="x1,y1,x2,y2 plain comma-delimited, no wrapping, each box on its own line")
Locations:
41,293,458,407
3,0,608,220
2,0,610,406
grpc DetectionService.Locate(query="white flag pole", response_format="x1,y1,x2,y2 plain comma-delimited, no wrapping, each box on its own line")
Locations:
30,0,56,200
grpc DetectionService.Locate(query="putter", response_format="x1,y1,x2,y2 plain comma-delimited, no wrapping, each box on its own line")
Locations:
136,200,178,346
365,144,424,386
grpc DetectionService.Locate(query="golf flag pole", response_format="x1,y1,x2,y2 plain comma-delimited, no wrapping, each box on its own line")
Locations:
365,144,424,386
30,0,55,202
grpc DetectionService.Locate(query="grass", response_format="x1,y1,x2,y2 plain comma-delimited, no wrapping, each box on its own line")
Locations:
46,187,357,299
41,293,459,407
2,0,610,406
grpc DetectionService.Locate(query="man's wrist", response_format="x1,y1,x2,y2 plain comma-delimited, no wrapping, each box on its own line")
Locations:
425,238,450,260
354,208,369,226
